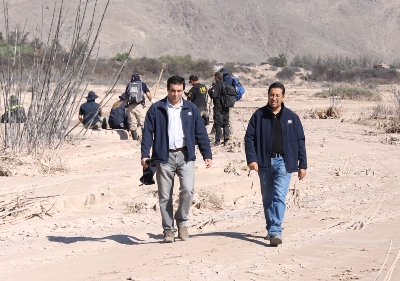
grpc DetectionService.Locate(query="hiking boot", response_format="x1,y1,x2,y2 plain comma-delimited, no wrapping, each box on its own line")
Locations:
101,118,107,129
178,226,189,241
163,230,175,243
210,125,216,134
269,234,283,246
213,140,221,146
223,139,230,146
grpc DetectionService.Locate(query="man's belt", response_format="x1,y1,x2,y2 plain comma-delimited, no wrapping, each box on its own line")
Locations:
271,153,284,158
169,146,187,153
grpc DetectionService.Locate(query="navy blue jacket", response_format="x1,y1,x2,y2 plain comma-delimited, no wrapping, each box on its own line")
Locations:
79,101,101,125
141,97,212,164
244,104,307,172
108,99,129,129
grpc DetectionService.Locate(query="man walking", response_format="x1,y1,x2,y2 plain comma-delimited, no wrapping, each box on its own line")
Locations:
208,72,230,146
125,73,154,140
244,82,307,246
141,75,212,243
186,75,209,125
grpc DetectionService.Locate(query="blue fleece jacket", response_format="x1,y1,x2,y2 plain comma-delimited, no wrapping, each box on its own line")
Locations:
244,104,307,172
141,97,212,163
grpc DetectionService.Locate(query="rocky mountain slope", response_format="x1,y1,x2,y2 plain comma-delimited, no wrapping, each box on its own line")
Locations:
3,0,400,64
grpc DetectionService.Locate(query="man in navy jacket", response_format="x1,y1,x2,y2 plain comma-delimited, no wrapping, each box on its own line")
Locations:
141,75,212,243
245,82,307,246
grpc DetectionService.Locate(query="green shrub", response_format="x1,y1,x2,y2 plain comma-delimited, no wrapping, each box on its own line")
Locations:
111,52,132,61
268,54,287,67
315,85,381,101
275,67,295,81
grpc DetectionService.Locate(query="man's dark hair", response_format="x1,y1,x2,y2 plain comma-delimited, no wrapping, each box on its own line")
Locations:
268,82,285,95
167,75,185,90
188,75,198,82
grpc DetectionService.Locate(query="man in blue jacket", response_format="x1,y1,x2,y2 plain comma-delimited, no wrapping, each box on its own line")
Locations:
244,82,307,246
141,75,212,243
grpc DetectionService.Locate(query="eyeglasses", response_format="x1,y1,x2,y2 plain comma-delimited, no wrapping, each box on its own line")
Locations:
268,94,283,98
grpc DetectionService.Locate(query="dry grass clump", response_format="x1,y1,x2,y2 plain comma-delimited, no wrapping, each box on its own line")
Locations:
0,187,56,226
304,106,341,119
124,188,158,213
192,189,224,210
315,85,381,101
224,160,249,176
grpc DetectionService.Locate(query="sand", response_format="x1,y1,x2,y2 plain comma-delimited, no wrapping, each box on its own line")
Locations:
1,82,400,281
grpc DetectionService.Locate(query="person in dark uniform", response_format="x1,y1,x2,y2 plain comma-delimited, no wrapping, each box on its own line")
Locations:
78,91,104,129
1,95,27,123
208,72,230,146
186,75,209,125
108,93,129,130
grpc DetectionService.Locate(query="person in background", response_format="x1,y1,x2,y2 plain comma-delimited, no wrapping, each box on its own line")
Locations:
78,91,104,129
125,73,154,140
108,93,129,130
1,95,27,123
186,75,209,126
219,67,234,139
208,72,230,146
244,82,307,246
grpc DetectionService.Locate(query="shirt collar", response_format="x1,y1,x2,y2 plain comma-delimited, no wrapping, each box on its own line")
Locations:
167,98,183,109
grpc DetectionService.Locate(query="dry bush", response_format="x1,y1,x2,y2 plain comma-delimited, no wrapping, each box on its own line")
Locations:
304,106,341,119
192,189,224,210
275,67,296,81
224,159,248,176
385,118,400,133
370,104,394,119
0,0,128,173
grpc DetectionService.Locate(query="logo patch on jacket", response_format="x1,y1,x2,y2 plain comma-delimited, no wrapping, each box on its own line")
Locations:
287,120,292,124
188,112,192,116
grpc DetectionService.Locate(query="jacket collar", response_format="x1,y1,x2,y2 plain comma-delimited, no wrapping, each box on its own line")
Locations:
156,96,190,110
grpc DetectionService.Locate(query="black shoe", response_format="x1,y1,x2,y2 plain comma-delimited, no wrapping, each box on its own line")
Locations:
101,118,107,129
131,130,138,140
223,139,230,146
213,140,221,146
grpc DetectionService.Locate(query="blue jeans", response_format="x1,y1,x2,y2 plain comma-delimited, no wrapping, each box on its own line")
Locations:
258,156,292,235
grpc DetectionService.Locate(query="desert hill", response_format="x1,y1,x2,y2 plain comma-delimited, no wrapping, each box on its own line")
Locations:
3,0,400,64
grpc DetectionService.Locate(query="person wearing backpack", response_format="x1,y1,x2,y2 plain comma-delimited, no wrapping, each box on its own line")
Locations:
186,75,209,126
219,67,236,140
208,72,230,146
125,73,155,140
108,93,129,130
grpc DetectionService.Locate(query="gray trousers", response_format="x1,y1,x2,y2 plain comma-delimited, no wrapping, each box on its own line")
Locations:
156,150,195,233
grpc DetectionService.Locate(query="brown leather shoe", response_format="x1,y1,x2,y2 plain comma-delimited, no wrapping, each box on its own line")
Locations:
178,226,189,241
163,230,175,243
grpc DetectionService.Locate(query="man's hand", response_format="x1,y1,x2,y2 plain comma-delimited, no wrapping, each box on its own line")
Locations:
141,158,149,168
205,159,212,168
298,168,306,180
78,115,83,122
248,162,258,172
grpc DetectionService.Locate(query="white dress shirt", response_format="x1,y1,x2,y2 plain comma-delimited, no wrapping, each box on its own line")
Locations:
167,98,186,149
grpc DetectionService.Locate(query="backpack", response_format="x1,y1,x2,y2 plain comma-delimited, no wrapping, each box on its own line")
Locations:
232,77,245,101
127,81,144,104
220,82,236,108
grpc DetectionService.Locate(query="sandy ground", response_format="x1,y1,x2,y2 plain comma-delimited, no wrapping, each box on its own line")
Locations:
1,83,400,281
